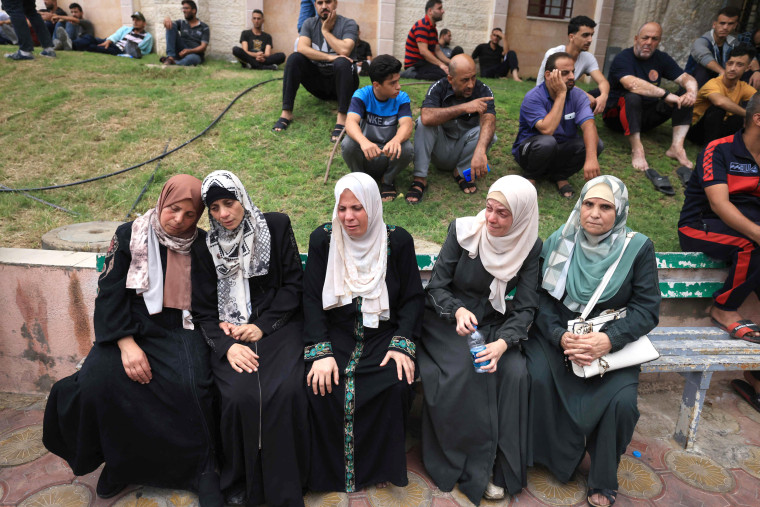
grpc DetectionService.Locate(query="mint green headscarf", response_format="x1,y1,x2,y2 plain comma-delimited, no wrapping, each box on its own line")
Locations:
541,175,649,312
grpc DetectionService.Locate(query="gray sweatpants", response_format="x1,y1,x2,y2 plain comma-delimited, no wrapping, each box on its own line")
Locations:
341,136,414,186
413,118,497,178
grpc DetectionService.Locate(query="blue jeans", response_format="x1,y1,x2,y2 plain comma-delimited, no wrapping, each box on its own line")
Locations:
165,26,203,66
1,0,52,52
53,20,79,41
297,0,316,32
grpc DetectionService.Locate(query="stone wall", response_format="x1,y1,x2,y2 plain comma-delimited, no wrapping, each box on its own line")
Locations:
35,0,123,39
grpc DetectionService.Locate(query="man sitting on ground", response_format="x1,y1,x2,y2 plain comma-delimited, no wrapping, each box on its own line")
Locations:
471,27,521,81
232,9,284,70
512,52,602,199
403,0,450,81
678,92,760,409
272,0,358,143
686,7,760,90
51,3,94,51
161,0,209,66
342,55,413,202
352,25,372,76
689,46,757,146
0,11,18,46
38,0,65,35
406,54,496,204
603,22,698,195
79,11,152,58
536,15,609,114
438,28,462,59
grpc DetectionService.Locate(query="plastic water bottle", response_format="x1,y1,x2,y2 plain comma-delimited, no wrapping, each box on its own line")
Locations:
468,327,489,373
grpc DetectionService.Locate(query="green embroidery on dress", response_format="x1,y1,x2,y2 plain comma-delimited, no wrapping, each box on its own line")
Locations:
304,342,333,360
389,336,416,358
343,296,364,492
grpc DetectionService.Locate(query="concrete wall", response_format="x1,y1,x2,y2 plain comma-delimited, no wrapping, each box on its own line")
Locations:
0,249,99,395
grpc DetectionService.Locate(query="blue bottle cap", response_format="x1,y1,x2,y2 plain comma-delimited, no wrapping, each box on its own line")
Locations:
632,450,641,458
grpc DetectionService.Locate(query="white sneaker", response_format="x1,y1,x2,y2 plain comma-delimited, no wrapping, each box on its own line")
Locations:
484,482,505,500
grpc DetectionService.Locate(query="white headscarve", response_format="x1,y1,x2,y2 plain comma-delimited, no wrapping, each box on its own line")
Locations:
322,173,390,328
201,170,271,325
455,175,539,314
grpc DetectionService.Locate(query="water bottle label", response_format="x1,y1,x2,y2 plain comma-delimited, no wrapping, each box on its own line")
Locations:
470,345,489,371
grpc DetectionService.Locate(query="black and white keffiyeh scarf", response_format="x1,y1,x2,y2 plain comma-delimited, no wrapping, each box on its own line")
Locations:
201,170,271,324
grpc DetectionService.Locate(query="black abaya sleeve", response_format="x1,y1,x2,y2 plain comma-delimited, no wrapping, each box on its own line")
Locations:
250,213,303,336
191,236,237,359
532,279,570,351
387,227,425,358
93,224,140,344
426,221,466,323
494,238,542,346
601,239,661,352
303,225,334,361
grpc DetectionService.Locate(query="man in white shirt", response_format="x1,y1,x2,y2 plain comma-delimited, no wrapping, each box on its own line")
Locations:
536,15,609,115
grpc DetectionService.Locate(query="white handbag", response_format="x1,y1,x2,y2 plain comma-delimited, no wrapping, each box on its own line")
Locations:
566,232,660,378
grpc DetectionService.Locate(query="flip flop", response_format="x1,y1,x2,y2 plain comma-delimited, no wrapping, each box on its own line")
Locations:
557,183,575,199
454,174,477,194
271,117,291,132
676,166,692,187
711,318,760,343
731,379,760,413
644,168,675,196
587,488,617,507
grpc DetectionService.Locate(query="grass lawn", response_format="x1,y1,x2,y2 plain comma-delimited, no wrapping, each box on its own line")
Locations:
0,48,701,252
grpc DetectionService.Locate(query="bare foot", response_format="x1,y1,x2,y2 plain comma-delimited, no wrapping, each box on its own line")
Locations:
376,482,389,489
745,371,760,392
511,70,522,82
576,452,591,475
631,147,649,171
589,492,611,506
709,306,760,338
665,147,693,168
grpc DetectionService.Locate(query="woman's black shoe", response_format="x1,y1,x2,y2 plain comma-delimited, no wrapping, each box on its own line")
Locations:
198,471,224,507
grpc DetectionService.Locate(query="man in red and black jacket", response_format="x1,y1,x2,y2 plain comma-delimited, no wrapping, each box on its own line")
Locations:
678,92,760,410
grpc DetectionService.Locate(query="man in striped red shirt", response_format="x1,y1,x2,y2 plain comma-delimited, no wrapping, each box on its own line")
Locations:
678,92,760,346
404,0,450,81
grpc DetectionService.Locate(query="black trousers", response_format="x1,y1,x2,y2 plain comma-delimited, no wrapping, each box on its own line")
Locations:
282,52,358,114
603,92,692,135
409,61,447,81
515,135,604,182
679,219,760,311
687,105,745,146
480,51,519,78
232,46,285,69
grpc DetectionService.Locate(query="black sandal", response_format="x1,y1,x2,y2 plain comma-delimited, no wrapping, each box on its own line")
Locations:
271,117,292,132
330,124,345,143
731,379,760,413
405,180,426,204
380,182,397,201
557,183,575,199
587,488,617,507
644,168,675,196
676,166,692,187
454,174,477,194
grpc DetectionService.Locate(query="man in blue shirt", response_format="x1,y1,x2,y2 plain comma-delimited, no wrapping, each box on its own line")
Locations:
342,55,414,202
78,11,152,57
512,52,602,199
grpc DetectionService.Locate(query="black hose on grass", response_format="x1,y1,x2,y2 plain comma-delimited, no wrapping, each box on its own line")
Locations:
0,77,283,193
124,138,171,221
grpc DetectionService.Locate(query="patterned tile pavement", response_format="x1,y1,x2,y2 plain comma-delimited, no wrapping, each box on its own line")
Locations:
2,371,760,506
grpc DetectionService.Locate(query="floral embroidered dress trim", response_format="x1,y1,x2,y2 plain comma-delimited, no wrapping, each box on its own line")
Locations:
388,336,416,358
304,342,333,360
343,296,365,492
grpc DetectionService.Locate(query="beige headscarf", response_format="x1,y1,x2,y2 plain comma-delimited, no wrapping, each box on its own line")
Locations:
322,173,390,328
455,175,539,314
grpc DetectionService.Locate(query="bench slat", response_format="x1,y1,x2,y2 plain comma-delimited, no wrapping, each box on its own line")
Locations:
652,339,760,356
642,354,760,372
